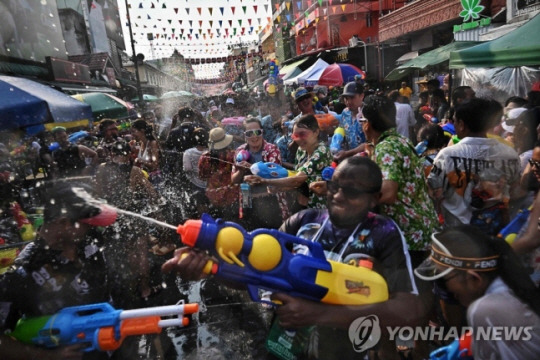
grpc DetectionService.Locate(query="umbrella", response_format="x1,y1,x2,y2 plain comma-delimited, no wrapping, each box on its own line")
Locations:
160,91,194,99
131,94,159,102
72,93,133,121
0,75,93,135
317,63,364,87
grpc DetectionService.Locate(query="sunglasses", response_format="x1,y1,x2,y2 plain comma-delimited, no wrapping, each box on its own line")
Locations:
326,180,378,198
244,129,263,138
529,159,540,169
291,130,312,140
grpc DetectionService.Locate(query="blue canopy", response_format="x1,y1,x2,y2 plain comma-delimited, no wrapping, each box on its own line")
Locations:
0,76,93,135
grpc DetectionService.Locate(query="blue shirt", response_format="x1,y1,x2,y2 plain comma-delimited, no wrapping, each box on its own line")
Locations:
339,108,366,150
275,134,294,164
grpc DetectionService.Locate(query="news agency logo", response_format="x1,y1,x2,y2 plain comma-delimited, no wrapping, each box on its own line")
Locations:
347,315,381,353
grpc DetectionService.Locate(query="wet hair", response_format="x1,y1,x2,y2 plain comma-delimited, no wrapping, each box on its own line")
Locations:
99,119,116,134
243,116,262,129
455,98,493,133
110,140,131,156
435,226,540,316
192,128,208,147
339,156,382,192
452,86,472,105
177,106,197,120
486,99,504,128
504,96,528,108
132,119,156,141
417,123,446,150
295,114,319,132
388,90,400,102
362,95,396,133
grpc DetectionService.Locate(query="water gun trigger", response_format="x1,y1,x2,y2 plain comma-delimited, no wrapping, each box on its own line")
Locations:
217,248,245,267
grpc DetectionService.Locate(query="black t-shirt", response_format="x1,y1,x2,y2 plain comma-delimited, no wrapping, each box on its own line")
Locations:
53,144,87,177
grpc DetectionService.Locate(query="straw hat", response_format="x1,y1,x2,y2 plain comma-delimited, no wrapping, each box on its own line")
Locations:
208,127,233,150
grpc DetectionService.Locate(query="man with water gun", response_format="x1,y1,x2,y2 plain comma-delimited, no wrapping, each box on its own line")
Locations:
0,181,119,360
163,157,422,360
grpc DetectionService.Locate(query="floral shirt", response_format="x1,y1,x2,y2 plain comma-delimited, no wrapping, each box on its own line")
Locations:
374,128,439,251
339,108,366,150
233,141,290,220
198,149,239,208
295,141,332,209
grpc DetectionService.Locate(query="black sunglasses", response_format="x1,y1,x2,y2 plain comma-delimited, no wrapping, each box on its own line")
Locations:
326,180,378,198
245,129,263,137
529,159,540,169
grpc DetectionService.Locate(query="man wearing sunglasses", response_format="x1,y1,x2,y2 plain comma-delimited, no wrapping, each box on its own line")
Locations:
272,156,421,359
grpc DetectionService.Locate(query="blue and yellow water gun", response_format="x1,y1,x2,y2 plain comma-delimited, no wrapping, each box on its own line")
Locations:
250,162,297,179
8,301,198,351
498,207,531,245
176,214,389,305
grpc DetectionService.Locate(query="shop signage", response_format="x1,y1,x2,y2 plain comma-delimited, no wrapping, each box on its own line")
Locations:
334,49,349,62
453,0,491,33
46,57,92,84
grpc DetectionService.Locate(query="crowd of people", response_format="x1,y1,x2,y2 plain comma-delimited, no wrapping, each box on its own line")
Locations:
0,78,539,359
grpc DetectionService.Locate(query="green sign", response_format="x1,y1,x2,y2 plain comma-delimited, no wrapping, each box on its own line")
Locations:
459,0,485,22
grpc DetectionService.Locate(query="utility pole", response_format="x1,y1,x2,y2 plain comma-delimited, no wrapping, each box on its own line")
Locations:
124,0,144,110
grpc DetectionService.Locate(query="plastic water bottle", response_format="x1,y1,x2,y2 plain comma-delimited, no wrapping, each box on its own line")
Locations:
240,183,252,208
415,140,428,156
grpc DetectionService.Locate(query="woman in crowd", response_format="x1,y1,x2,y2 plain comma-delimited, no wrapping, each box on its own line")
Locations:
415,225,540,359
244,114,332,209
131,119,162,187
231,117,289,229
198,127,239,220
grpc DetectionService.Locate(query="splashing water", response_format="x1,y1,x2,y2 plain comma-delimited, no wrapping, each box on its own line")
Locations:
112,207,178,231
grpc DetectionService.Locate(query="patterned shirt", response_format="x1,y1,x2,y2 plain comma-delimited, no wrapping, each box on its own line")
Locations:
198,149,239,208
275,133,294,165
339,108,366,150
295,141,332,209
261,114,279,144
233,141,290,220
374,128,439,251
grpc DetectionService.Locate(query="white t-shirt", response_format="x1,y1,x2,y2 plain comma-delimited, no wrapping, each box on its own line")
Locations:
467,277,540,360
428,137,520,225
394,102,416,139
183,147,206,189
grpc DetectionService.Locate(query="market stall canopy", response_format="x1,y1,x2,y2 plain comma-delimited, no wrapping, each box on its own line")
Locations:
279,58,309,80
0,75,93,135
160,90,194,99
318,63,364,86
449,13,540,68
131,94,159,102
284,59,329,86
395,51,419,65
72,92,133,121
385,41,482,81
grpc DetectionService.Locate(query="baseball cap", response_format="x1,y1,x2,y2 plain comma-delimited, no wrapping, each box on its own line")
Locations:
342,82,365,97
414,233,499,281
294,87,312,102
226,97,235,105
44,182,117,226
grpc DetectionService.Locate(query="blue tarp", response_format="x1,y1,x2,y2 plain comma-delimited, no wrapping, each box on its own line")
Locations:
0,76,93,135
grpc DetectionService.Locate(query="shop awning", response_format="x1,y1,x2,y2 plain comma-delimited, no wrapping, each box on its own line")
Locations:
395,51,419,65
385,41,482,81
450,13,540,69
279,58,309,78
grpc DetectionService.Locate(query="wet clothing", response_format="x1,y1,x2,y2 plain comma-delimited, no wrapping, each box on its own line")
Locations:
338,107,366,150
428,137,520,227
198,149,239,210
53,144,86,177
295,141,332,209
280,209,417,359
374,128,439,250
183,147,207,189
467,277,540,360
233,141,290,227
261,114,279,144
275,133,295,165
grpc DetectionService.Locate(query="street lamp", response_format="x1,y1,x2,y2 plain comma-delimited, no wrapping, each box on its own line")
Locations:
124,0,144,110
357,38,368,74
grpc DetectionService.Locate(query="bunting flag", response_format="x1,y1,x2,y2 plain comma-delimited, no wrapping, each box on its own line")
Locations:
174,8,178,14
318,0,322,6
242,6,246,14
220,7,224,15
231,6,235,14
297,1,302,10
341,4,346,12
209,8,213,16
197,7,201,15
286,2,291,11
